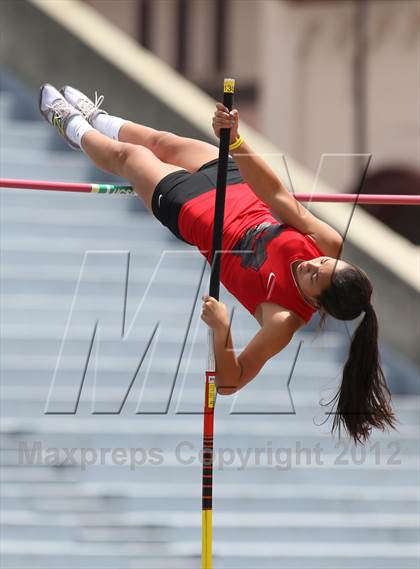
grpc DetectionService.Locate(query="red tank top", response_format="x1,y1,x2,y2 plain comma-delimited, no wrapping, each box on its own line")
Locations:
178,183,323,323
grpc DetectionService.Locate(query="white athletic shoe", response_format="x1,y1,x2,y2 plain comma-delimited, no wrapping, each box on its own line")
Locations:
60,85,107,125
39,83,81,150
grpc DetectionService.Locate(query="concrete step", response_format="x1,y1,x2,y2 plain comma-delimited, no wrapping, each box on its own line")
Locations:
0,334,343,359
0,75,41,121
3,206,156,230
0,354,342,383
0,160,93,183
9,415,404,439
0,147,88,164
2,439,418,473
3,494,418,515
1,465,418,493
0,151,123,183
0,92,14,121
2,428,417,458
0,326,342,347
2,481,419,513
0,149,129,182
2,480,418,503
2,508,418,538
0,260,206,285
0,120,84,153
0,371,391,410
2,219,173,243
0,373,387,404
2,522,418,545
0,121,54,151
1,387,417,425
1,185,133,212
0,232,184,254
0,537,419,569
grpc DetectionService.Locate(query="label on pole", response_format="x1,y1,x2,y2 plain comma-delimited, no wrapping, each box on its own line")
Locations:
98,185,134,195
205,373,216,409
224,78,235,94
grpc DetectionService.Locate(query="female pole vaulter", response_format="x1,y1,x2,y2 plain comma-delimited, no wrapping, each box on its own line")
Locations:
38,84,396,444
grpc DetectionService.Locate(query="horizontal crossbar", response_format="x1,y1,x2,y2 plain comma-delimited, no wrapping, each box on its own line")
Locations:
1,178,419,205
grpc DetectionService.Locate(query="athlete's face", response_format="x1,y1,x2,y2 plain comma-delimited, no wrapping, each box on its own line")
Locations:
296,257,348,303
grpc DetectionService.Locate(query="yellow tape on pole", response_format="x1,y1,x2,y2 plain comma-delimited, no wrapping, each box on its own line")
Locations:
202,509,212,568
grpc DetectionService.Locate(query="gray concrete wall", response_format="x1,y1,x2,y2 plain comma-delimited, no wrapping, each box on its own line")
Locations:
259,0,420,192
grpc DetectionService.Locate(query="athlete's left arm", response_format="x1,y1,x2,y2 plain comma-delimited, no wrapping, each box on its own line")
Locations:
212,310,299,395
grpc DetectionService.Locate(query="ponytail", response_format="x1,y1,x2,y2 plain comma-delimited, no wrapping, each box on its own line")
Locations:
317,264,397,444
323,304,397,444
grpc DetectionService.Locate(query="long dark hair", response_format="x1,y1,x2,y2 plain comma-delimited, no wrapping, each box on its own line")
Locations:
317,263,397,444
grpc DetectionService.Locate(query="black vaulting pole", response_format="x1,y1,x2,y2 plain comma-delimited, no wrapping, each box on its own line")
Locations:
202,77,235,569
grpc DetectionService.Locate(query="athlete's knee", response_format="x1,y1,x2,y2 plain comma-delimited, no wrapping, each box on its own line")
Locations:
150,131,180,159
112,142,135,165
111,142,149,173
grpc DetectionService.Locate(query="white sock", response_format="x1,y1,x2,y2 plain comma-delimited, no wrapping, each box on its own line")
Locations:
92,114,127,141
66,115,94,151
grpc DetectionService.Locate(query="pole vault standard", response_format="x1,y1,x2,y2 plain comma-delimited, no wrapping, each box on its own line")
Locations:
1,179,419,205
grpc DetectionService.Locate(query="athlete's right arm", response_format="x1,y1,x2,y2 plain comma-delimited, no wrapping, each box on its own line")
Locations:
213,103,292,210
215,310,298,395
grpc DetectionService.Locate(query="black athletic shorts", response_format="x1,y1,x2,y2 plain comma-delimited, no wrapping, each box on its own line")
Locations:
151,157,243,243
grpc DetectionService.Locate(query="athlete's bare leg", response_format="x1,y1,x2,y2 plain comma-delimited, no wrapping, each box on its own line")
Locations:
81,130,184,210
59,85,219,172
118,122,219,173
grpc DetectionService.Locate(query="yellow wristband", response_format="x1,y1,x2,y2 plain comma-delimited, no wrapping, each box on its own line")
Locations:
229,135,244,152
